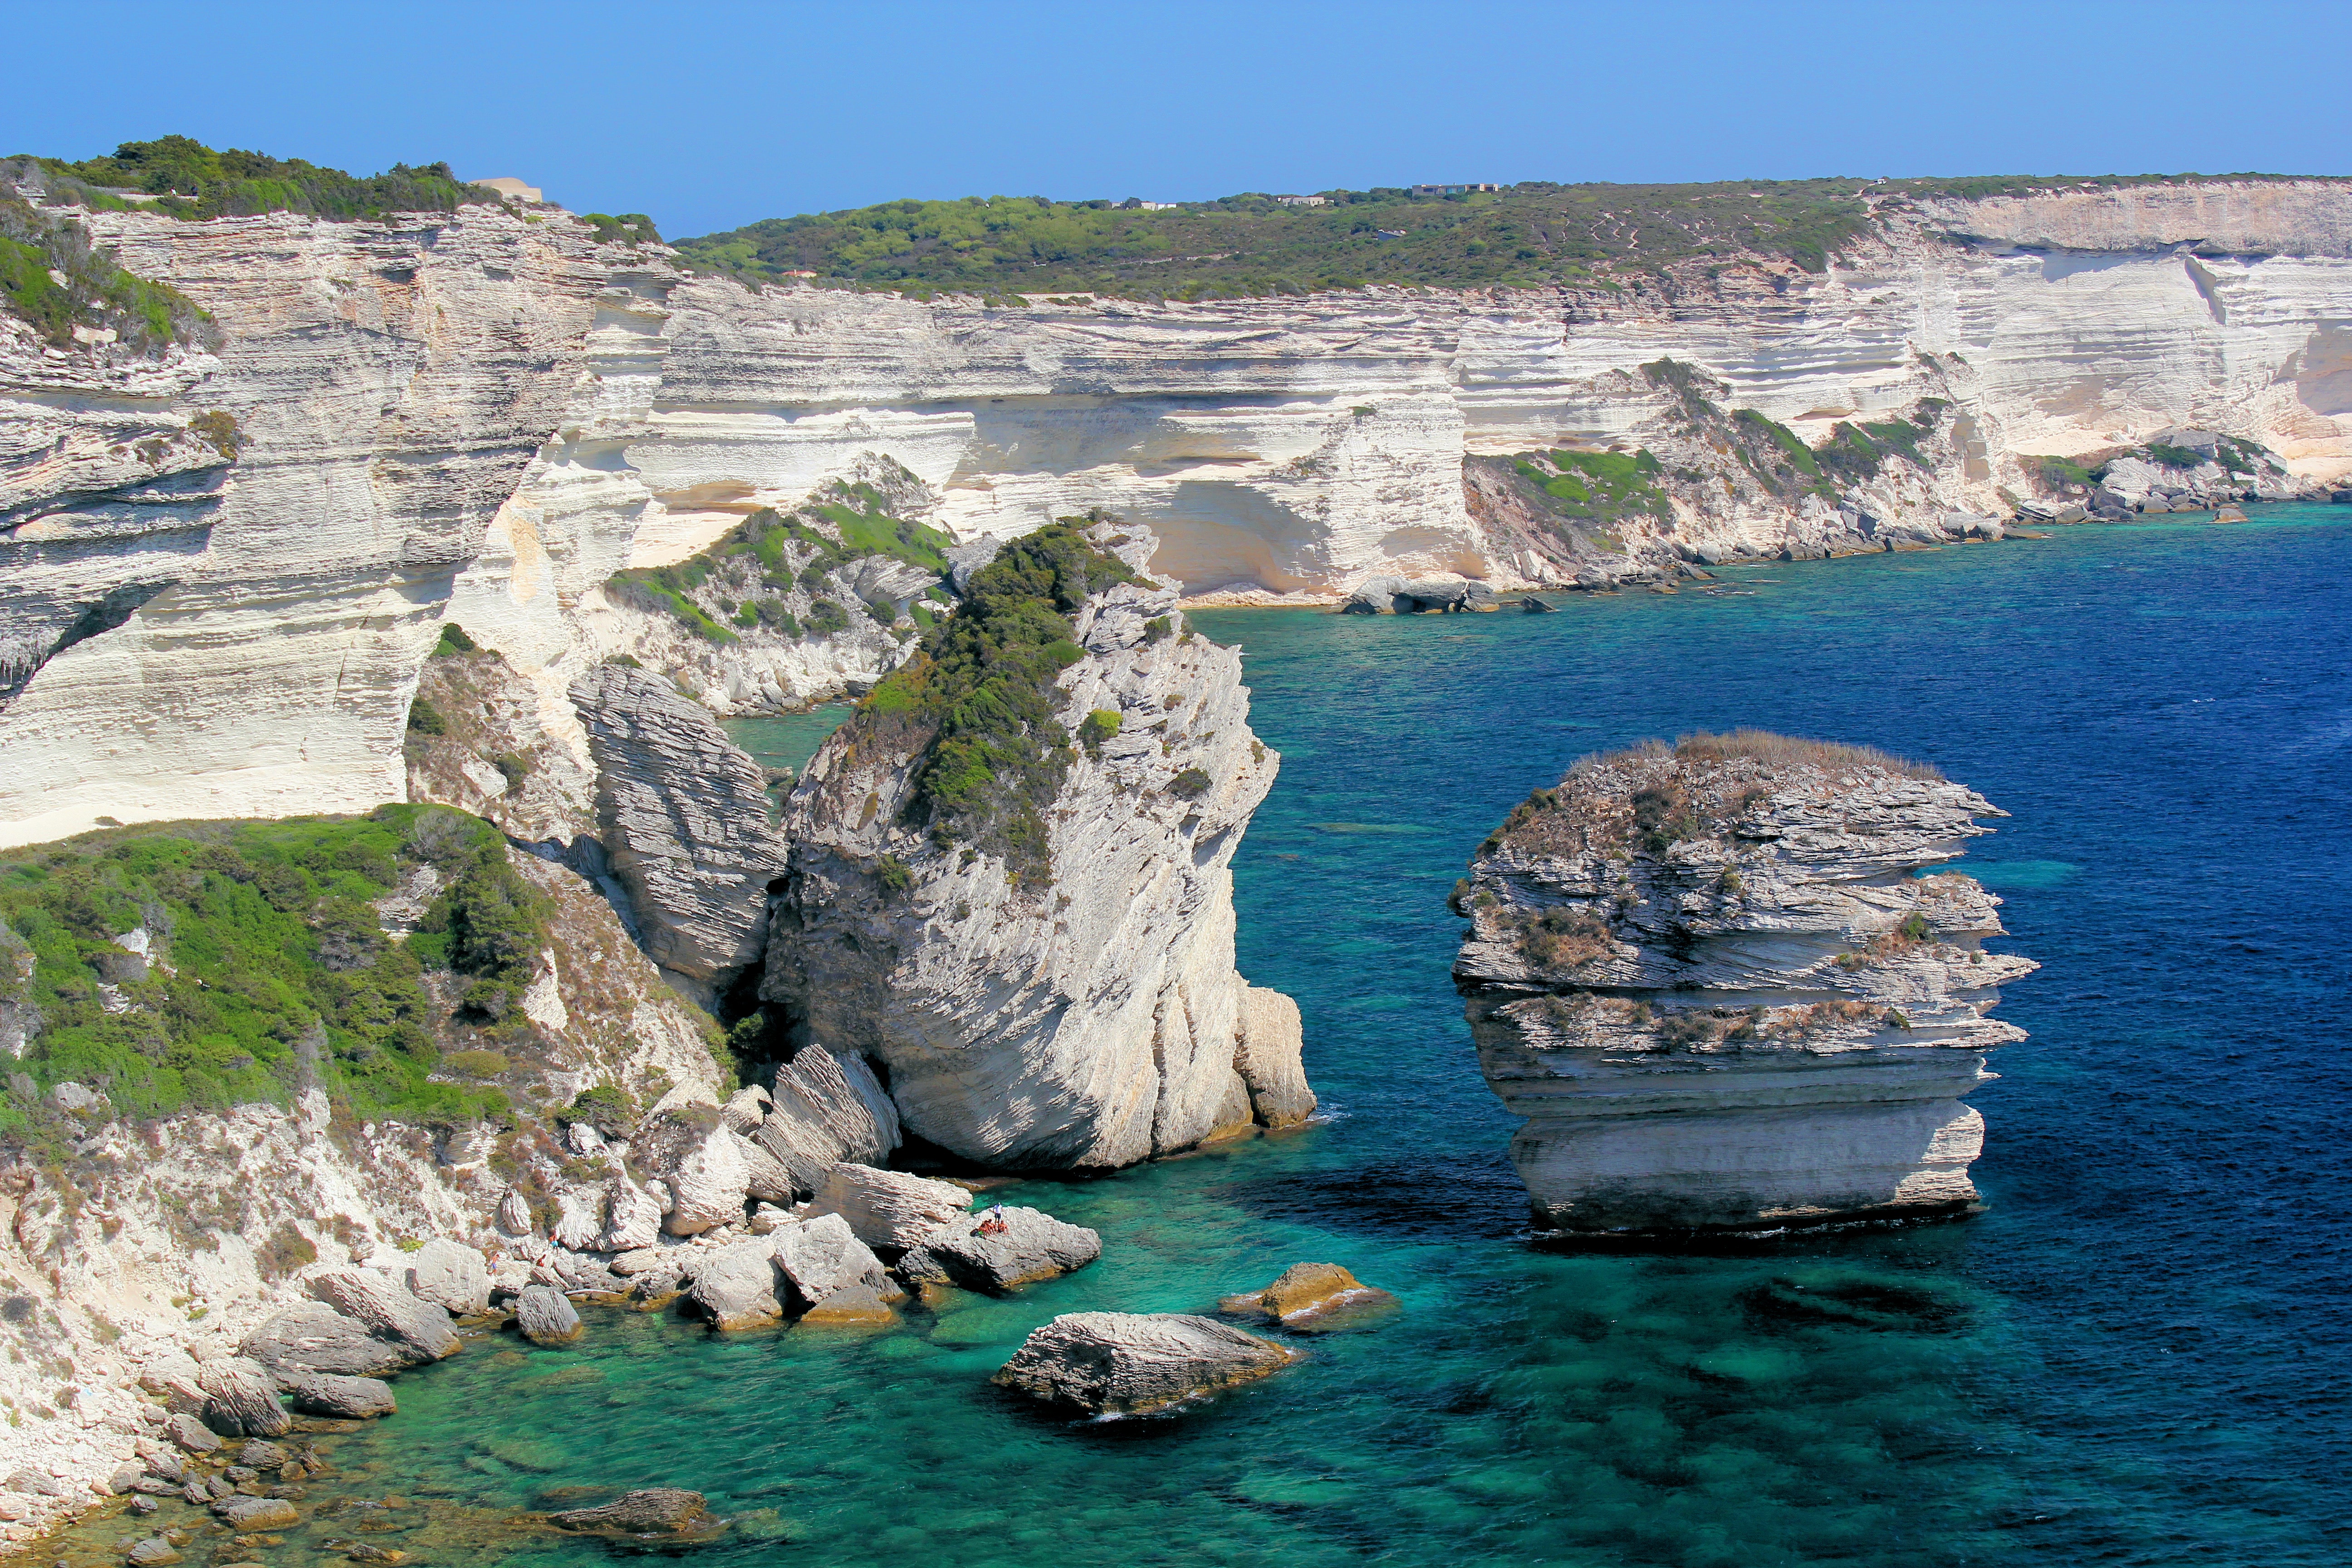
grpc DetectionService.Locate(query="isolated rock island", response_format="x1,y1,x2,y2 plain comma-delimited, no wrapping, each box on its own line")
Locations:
1453,731,2035,1237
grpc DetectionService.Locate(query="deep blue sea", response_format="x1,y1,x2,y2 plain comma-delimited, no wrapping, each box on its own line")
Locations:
63,508,2352,1568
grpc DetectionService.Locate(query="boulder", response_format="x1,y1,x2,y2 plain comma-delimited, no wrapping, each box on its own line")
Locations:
308,1269,460,1361
241,1301,418,1379
902,1206,1102,1294
163,1413,221,1454
1233,985,1315,1129
1218,1262,1398,1326
235,1440,287,1470
719,1084,771,1134
662,1123,751,1235
992,1312,1297,1415
598,1175,664,1252
549,1488,727,1543
769,1213,891,1308
213,1496,299,1530
496,1190,534,1236
683,1241,784,1331
805,1163,972,1251
549,1186,604,1250
2215,504,2249,523
1340,573,1408,613
125,1538,181,1566
403,1240,490,1316
514,1284,584,1345
273,1369,395,1420
730,1128,798,1205
755,1049,901,1196
196,1357,289,1438
797,1284,897,1327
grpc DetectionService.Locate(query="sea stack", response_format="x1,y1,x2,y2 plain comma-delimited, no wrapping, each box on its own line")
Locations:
1453,731,2035,1237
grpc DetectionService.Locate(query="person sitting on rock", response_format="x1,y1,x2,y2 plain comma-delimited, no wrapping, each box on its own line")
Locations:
977,1202,1009,1235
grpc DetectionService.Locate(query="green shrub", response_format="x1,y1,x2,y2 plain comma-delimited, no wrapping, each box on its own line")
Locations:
2144,442,2206,470
1168,768,1212,799
406,696,446,736
433,623,478,657
443,1049,510,1078
568,1083,633,1138
22,137,496,222
805,598,850,636
0,806,528,1134
843,522,1133,884
1898,912,1932,943
874,853,914,899
1078,710,1123,752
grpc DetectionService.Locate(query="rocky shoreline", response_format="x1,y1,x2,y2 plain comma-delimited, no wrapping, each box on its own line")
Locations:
19,1206,1392,1562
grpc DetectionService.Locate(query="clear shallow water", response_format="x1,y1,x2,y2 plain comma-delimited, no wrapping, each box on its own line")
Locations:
67,510,2352,1567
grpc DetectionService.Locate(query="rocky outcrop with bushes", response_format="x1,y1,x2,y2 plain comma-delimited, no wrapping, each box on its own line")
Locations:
764,520,1313,1168
1453,730,2036,1237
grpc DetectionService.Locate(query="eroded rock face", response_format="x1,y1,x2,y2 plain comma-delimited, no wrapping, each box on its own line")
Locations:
306,1269,459,1362
1453,731,2036,1236
764,524,1311,1169
568,662,785,992
241,1302,420,1379
194,1357,287,1438
991,1312,1297,1415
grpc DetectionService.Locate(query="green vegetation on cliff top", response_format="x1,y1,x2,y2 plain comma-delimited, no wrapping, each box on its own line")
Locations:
6,136,498,222
0,807,550,1143
850,522,1134,884
674,171,2316,301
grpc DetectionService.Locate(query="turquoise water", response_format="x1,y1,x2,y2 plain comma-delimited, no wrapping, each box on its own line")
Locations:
66,509,2352,1567
720,703,855,777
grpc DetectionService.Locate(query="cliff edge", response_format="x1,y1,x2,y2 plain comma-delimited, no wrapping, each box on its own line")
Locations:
1452,731,2034,1236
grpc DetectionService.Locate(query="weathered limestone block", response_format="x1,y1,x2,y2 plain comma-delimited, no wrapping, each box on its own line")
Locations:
272,1369,396,1420
514,1284,584,1345
900,1206,1102,1294
683,1241,784,1331
1455,730,2037,1236
1218,1263,1396,1326
402,1239,490,1316
569,662,785,988
769,1213,892,1308
992,1312,1297,1415
805,1163,972,1252
195,1357,288,1438
1233,985,1315,1128
241,1302,420,1378
307,1269,460,1361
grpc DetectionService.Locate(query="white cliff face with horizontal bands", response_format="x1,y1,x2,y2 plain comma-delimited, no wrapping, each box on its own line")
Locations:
762,524,1312,1168
1453,734,2035,1236
4,181,2349,842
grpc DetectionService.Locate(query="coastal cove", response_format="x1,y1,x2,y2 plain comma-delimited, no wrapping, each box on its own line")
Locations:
43,505,2352,1568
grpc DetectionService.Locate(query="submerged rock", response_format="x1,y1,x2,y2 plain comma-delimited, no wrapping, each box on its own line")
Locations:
1218,1263,1397,1326
549,1488,727,1543
1454,730,2036,1236
795,1284,897,1327
213,1496,299,1530
513,1285,584,1345
993,1312,1297,1415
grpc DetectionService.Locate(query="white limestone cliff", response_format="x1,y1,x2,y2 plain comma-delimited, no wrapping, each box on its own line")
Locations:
1453,732,2035,1236
762,523,1312,1168
5,180,2350,842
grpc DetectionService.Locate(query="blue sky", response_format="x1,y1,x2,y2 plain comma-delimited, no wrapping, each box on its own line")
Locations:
7,0,2347,239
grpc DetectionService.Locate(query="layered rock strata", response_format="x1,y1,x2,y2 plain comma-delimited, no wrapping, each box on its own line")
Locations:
764,523,1313,1168
568,661,785,992
1453,731,2036,1235
5,181,2351,841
